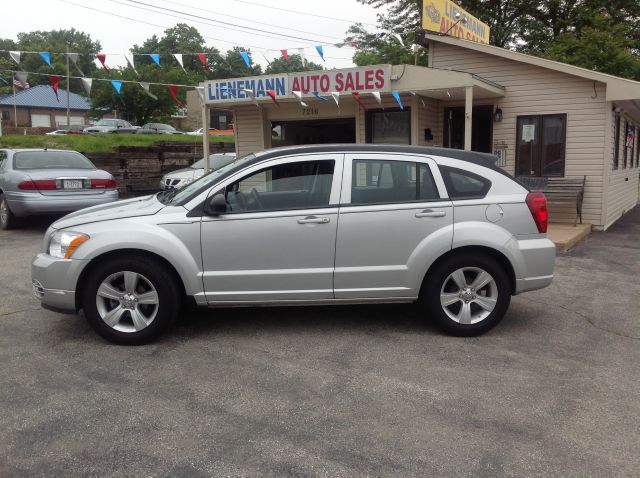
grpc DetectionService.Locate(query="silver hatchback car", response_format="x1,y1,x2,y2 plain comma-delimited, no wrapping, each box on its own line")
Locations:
0,149,118,230
31,145,555,344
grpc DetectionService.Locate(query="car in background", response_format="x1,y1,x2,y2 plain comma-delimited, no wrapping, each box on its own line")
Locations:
46,130,68,135
0,148,118,230
84,119,137,134
160,152,236,190
30,144,555,344
136,123,181,135
186,128,204,136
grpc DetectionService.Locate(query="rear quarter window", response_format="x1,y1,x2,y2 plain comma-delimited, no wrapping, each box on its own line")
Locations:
439,166,491,199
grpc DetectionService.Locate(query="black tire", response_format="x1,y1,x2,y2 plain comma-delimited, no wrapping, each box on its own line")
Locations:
0,193,19,230
422,252,511,336
82,255,181,345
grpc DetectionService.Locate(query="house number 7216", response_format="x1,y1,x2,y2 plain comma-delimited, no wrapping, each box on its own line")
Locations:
302,107,319,116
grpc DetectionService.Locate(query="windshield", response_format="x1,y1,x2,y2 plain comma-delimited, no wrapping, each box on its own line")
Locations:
14,151,95,170
95,120,118,127
163,153,256,205
191,154,236,170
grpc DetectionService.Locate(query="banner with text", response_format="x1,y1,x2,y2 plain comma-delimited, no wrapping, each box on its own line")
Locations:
421,0,490,44
204,66,392,104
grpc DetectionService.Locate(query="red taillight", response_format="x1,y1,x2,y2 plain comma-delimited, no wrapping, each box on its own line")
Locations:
91,179,117,189
18,179,57,190
526,192,548,233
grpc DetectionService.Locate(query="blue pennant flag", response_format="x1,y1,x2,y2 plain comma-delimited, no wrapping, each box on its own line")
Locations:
111,80,123,94
392,90,403,110
149,53,160,66
315,45,325,62
240,51,251,68
38,52,51,67
313,92,329,101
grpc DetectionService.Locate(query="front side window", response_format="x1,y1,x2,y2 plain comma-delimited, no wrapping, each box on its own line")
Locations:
351,159,439,204
439,166,491,199
223,160,335,213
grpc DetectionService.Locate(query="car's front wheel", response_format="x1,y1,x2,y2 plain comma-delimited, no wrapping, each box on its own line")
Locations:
82,256,180,344
0,193,19,230
422,253,511,336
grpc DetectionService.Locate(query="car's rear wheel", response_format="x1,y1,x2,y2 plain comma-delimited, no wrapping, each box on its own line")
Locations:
0,193,19,230
422,253,511,336
82,256,180,345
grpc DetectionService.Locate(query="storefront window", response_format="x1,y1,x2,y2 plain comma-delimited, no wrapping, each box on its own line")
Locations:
366,109,411,145
516,114,566,177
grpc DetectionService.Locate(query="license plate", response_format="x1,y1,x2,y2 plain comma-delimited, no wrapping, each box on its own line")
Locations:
63,179,83,189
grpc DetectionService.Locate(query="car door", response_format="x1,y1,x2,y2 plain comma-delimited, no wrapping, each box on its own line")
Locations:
200,154,343,303
334,153,453,299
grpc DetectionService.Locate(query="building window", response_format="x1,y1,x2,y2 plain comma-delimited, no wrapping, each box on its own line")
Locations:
613,113,620,169
636,128,640,168
623,121,635,169
365,108,411,145
1,111,9,121
516,114,566,177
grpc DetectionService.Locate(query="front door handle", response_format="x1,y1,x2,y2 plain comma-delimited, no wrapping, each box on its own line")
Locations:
415,209,446,218
297,216,330,224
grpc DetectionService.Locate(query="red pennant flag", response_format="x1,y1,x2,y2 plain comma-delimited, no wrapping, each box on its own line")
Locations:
352,92,366,111
48,75,61,102
280,49,289,62
96,53,109,72
197,53,208,70
266,89,279,106
168,84,183,107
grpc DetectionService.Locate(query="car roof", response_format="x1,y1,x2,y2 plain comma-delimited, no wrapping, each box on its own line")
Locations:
2,148,81,153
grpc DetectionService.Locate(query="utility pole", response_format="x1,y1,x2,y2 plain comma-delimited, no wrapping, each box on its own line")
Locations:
66,46,70,128
12,80,17,127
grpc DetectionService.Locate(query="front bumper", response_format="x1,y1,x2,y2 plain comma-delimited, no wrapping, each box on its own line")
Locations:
31,253,88,314
6,190,119,218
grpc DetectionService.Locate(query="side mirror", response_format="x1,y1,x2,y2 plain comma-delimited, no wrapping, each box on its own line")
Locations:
204,193,227,216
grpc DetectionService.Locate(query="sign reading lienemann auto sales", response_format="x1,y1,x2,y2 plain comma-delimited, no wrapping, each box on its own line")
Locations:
204,66,391,104
422,0,490,44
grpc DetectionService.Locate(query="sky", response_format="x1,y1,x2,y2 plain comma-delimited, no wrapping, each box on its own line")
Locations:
3,0,383,71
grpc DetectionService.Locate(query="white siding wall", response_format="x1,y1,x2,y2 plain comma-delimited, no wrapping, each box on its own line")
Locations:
234,105,267,157
431,42,609,226
416,97,443,147
604,109,640,228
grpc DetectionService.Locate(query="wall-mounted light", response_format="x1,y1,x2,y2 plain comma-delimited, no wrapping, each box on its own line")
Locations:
494,107,503,122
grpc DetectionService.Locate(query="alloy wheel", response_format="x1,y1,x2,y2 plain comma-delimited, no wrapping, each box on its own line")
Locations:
95,271,159,333
439,267,498,325
0,199,8,226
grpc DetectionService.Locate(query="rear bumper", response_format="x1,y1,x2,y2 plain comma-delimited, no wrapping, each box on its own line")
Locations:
508,236,556,294
6,190,119,217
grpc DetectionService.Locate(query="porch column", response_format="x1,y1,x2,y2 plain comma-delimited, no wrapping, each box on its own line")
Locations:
201,103,210,173
464,86,473,151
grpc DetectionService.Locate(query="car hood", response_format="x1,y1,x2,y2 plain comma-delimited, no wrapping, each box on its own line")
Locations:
164,167,198,180
52,194,164,229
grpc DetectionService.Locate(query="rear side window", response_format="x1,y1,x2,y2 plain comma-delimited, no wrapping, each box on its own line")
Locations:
14,151,95,170
439,166,491,199
351,159,439,204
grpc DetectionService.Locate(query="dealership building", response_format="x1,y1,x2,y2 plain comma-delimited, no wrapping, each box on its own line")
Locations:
198,33,640,230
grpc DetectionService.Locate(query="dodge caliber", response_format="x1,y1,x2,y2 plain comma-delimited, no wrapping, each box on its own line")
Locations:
31,145,555,344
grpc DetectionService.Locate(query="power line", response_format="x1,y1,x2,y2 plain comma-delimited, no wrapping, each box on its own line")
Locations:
59,0,355,61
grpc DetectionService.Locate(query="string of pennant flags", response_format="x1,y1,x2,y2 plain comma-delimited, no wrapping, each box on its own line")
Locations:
3,68,410,111
0,32,409,73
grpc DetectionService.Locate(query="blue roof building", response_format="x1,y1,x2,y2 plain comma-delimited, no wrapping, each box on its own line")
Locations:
0,85,91,128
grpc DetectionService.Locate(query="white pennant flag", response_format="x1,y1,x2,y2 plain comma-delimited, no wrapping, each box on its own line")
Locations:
139,82,158,100
81,77,93,96
393,33,405,47
124,54,138,75
241,88,260,107
371,91,382,107
298,48,306,66
9,51,21,64
173,54,185,71
195,86,205,103
331,91,340,108
292,90,308,107
66,53,84,76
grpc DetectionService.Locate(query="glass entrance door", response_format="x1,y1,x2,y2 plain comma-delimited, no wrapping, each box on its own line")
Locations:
443,105,493,153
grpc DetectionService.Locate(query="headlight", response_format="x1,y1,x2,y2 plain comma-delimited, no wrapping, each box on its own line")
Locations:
49,231,90,259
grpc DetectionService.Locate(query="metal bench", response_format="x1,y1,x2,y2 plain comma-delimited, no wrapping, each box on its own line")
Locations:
517,176,586,226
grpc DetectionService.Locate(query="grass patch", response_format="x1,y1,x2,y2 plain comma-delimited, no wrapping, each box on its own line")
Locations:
0,134,234,153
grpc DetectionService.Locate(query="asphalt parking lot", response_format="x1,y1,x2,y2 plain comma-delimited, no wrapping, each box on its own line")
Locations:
1,210,639,477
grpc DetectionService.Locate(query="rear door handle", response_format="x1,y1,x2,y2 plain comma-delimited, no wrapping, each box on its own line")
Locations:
415,209,446,218
297,216,330,224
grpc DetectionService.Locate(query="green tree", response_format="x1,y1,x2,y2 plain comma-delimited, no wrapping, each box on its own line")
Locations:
0,38,18,95
265,54,323,74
